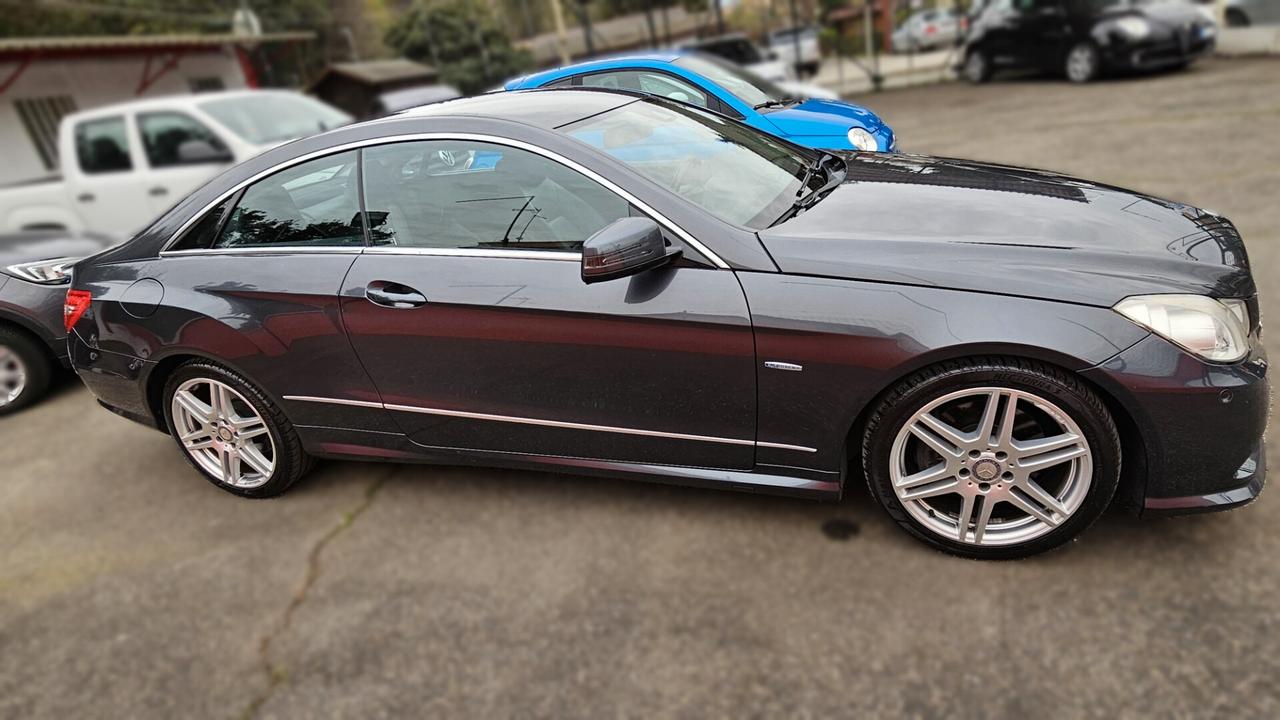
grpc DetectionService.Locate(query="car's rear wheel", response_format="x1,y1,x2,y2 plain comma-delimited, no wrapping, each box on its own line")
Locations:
163,360,312,497
1226,8,1249,27
0,326,52,416
862,358,1120,559
963,49,992,83
1065,42,1101,83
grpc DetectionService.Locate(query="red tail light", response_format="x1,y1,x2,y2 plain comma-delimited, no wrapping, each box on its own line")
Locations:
64,289,92,332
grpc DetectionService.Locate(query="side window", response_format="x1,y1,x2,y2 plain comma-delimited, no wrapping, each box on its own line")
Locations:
362,140,630,252
581,71,632,91
213,151,364,249
544,76,576,88
171,198,232,251
139,112,231,168
636,73,709,108
75,116,132,174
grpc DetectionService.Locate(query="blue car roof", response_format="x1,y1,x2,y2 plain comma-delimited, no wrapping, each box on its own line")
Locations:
506,53,682,90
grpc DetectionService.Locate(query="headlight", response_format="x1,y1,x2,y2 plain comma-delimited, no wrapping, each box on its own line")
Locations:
848,127,878,152
1114,294,1250,363
3,257,76,284
1115,17,1151,39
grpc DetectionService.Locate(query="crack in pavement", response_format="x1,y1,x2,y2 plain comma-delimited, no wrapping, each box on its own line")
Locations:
238,469,393,720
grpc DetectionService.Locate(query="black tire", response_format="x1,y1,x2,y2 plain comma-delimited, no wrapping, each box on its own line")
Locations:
1226,8,1249,27
0,325,53,416
1064,41,1101,83
162,359,313,498
861,357,1121,560
963,48,992,84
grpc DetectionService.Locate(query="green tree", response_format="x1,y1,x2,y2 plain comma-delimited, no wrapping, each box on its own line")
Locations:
385,0,533,95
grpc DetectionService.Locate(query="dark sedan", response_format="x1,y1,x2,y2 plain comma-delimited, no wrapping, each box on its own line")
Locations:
66,90,1266,559
0,231,113,414
962,0,1216,83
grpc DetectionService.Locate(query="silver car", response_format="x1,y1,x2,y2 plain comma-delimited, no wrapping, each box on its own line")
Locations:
892,8,962,52
1227,0,1280,26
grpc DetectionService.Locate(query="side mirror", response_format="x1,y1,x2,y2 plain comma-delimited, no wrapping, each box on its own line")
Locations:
581,217,681,284
177,139,233,164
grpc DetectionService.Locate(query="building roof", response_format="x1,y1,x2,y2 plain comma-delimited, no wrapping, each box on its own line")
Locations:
316,59,437,86
0,32,314,54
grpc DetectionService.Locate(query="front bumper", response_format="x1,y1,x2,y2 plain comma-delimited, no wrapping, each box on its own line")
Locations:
1144,443,1265,516
1103,32,1215,71
1082,332,1269,516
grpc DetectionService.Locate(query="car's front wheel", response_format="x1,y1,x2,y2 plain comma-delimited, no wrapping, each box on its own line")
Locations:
963,49,992,83
1065,42,1101,83
163,360,312,497
862,358,1121,559
0,326,52,416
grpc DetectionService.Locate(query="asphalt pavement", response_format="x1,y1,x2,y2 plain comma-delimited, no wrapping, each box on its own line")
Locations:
2,58,1279,719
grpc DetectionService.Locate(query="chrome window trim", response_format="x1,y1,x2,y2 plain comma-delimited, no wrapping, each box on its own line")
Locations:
283,395,817,453
362,247,581,262
158,132,729,269
161,247,364,257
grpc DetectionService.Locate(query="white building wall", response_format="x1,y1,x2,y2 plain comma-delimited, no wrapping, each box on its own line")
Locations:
0,49,247,186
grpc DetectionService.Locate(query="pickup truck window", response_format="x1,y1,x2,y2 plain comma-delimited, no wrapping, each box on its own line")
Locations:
139,112,230,168
213,151,364,249
75,116,132,174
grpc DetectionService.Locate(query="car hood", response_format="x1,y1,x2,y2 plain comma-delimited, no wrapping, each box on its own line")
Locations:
764,98,886,137
758,154,1253,307
0,231,116,269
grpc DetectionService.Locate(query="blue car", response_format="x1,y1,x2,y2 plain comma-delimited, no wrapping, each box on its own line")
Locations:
504,52,896,153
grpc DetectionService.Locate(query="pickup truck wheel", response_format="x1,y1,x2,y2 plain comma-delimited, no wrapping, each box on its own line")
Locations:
0,326,53,416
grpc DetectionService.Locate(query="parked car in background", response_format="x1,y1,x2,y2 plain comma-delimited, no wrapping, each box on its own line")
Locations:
68,90,1266,559
962,0,1217,83
767,25,823,76
1226,0,1280,26
0,230,113,414
0,90,351,239
505,52,895,152
680,31,836,99
893,8,963,52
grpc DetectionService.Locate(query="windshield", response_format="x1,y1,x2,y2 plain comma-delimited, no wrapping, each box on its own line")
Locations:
673,54,790,109
199,94,352,146
559,99,816,228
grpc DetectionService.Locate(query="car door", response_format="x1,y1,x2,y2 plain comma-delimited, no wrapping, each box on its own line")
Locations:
63,114,151,238
137,111,236,218
341,137,758,469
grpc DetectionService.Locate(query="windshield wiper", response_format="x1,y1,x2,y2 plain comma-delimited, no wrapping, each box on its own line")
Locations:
772,153,846,226
752,96,802,111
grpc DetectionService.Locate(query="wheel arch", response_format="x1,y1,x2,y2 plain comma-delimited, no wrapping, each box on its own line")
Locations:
0,312,60,366
842,347,1147,513
142,350,284,433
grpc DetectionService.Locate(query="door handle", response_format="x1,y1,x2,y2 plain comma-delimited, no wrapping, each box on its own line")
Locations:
77,193,95,203
365,281,427,309
149,186,169,197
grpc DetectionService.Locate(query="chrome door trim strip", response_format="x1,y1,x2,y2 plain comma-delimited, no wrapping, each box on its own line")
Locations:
157,132,729,269
757,440,820,454
161,247,363,257
384,402,757,446
361,247,581,262
282,394,817,453
283,395,384,410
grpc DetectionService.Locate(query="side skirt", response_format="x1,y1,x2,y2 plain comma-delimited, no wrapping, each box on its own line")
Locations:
296,425,843,500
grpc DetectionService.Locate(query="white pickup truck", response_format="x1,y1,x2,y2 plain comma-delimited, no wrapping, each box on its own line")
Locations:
0,90,350,239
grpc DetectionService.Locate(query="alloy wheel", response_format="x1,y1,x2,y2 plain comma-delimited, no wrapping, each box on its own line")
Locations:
889,387,1093,547
0,344,27,408
171,377,276,489
965,52,986,83
1066,45,1096,83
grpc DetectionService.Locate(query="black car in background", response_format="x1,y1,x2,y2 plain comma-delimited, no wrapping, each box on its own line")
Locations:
66,90,1266,559
0,232,113,414
962,0,1217,83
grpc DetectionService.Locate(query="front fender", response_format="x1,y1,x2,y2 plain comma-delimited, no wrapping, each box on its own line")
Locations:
737,272,1149,474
